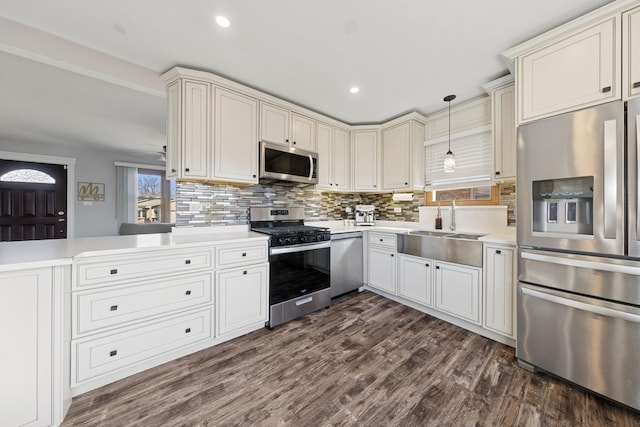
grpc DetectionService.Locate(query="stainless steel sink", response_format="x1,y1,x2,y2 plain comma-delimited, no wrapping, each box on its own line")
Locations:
397,230,485,267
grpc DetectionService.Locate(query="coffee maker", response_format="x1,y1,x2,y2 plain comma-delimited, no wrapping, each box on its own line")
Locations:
355,205,375,226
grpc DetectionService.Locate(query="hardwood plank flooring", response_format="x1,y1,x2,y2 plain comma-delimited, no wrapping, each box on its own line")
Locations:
62,292,640,426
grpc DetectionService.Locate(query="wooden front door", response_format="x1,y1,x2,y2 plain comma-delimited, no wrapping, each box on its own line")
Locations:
0,160,68,241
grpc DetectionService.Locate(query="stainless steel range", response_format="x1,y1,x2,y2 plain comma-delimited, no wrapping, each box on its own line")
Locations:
249,206,331,327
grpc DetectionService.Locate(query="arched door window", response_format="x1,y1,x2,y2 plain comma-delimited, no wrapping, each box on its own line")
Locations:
0,168,56,184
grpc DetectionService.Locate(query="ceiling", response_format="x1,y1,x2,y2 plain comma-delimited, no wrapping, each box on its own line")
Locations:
0,0,614,156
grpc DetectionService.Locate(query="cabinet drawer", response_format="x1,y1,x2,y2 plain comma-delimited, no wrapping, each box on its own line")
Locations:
216,242,268,267
74,272,213,337
369,232,397,249
75,248,213,288
73,308,213,384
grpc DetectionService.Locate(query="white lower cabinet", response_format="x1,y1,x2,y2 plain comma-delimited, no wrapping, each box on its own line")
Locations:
483,244,516,338
0,266,68,427
368,246,397,295
216,263,268,337
434,261,481,325
398,254,433,307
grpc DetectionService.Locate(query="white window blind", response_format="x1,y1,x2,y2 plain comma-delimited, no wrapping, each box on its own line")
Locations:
424,130,493,190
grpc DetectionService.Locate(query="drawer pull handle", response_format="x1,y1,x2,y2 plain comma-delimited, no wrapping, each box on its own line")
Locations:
602,86,611,93
110,269,118,275
110,350,117,357
185,290,191,295
634,82,640,89
242,252,247,257
496,249,502,255
243,270,248,275
185,328,191,334
185,259,191,265
171,168,177,173
495,171,501,176
110,305,118,311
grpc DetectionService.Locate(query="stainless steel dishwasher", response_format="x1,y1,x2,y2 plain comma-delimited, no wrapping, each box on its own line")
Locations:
330,231,363,298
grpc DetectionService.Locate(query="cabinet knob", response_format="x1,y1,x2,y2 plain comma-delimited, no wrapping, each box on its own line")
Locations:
496,250,502,255
110,269,118,275
330,183,333,186
243,270,248,275
293,141,297,145
185,167,190,172
110,350,117,357
253,174,257,178
425,263,430,267
171,169,177,173
602,86,611,93
380,238,384,242
185,328,191,334
185,290,191,295
374,184,377,188
634,82,640,89
110,305,118,311
391,254,394,257
495,171,501,176
436,266,440,270
286,139,289,143
242,252,247,257
404,182,408,185
185,259,191,265
335,183,338,186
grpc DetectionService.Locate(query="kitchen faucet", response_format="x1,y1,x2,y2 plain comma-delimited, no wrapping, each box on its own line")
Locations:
437,192,456,231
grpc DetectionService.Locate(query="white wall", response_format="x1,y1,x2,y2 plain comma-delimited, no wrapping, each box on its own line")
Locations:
0,139,163,237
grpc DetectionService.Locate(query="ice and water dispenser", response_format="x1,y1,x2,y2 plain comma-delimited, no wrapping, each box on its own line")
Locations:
532,176,594,235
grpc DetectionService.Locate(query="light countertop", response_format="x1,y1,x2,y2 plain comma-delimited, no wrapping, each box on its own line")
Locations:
0,231,268,272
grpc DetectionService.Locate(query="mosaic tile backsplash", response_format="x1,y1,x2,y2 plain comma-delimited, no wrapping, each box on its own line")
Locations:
175,181,516,227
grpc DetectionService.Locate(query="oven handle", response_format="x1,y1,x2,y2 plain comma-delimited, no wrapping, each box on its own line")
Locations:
521,287,640,324
270,241,330,255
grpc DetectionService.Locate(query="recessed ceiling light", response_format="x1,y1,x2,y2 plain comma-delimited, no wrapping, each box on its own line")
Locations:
216,15,230,28
350,87,360,94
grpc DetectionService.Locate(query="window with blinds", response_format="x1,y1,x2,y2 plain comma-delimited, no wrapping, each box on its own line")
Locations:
424,130,493,190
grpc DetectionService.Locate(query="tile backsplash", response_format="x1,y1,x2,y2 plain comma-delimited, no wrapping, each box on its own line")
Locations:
175,181,516,227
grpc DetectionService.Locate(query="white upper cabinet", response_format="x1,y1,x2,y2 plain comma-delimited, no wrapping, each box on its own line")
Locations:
213,88,259,183
260,102,289,146
623,6,640,99
492,84,516,180
290,112,316,151
260,103,316,150
316,123,350,191
352,129,379,191
411,120,426,190
382,122,411,190
171,79,211,179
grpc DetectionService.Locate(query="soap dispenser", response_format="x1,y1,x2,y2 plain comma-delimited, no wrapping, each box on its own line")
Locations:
435,203,443,230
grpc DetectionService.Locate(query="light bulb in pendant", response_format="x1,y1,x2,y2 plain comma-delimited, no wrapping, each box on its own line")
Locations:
444,150,456,173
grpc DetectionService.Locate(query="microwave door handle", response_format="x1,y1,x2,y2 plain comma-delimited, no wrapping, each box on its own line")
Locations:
308,154,314,180
603,119,617,239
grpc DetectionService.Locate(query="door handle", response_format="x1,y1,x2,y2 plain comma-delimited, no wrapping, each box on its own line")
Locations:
603,119,617,239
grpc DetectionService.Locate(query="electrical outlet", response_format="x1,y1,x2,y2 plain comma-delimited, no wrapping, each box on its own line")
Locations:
394,207,402,213
345,207,352,213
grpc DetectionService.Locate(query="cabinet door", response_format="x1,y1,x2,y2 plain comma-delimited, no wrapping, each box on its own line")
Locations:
352,130,378,191
368,246,396,294
411,121,426,190
382,122,411,190
165,80,181,179
484,245,515,337
624,6,640,99
214,88,259,183
493,84,516,180
182,80,211,178
260,103,289,145
333,127,350,191
316,122,333,190
290,113,316,151
216,264,268,336
519,17,619,123
398,254,433,307
0,268,53,427
435,261,481,324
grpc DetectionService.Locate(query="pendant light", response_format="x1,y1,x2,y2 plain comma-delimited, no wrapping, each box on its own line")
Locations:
443,94,456,173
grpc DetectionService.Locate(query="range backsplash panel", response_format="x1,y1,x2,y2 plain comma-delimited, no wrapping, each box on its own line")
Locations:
175,181,516,227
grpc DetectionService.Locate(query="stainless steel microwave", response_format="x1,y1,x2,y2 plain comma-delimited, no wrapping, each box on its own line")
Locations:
259,141,318,185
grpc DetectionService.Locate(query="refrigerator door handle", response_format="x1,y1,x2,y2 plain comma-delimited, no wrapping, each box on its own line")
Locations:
636,115,640,240
603,119,618,239
521,287,640,324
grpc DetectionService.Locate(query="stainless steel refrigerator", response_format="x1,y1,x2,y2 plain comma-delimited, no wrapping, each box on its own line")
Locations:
517,98,640,411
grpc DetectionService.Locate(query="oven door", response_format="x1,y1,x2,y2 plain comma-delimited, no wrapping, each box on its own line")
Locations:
269,242,330,305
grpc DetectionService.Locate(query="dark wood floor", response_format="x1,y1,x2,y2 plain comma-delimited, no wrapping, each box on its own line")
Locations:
62,292,640,426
